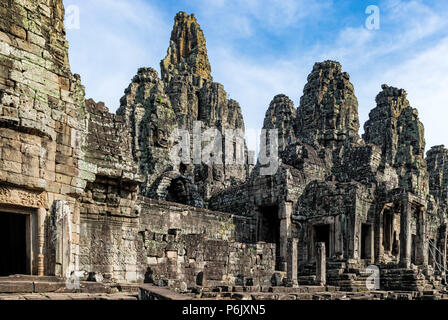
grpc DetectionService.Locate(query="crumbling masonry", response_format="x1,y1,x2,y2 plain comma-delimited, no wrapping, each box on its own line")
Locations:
1,1,448,295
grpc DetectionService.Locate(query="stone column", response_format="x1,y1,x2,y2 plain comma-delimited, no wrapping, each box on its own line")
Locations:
278,202,292,272
400,199,412,268
347,214,357,260
308,225,314,264
353,217,360,260
376,209,384,263
316,242,326,286
334,215,343,259
51,201,73,278
415,207,428,266
388,211,394,252
37,208,46,276
366,225,374,264
286,238,298,287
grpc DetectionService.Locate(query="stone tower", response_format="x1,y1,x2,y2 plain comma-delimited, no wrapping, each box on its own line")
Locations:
117,12,249,206
364,84,428,197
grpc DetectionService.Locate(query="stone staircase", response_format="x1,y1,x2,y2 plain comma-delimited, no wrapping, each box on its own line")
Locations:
298,263,317,285
380,267,427,291
298,261,444,292
331,270,373,292
299,261,360,289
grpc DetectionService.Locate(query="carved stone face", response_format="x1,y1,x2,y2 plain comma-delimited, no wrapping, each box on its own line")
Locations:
151,106,175,149
155,126,171,148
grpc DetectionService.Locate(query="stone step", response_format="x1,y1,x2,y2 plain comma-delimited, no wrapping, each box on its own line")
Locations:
298,276,316,285
0,275,61,283
113,283,141,293
0,278,112,294
0,281,34,293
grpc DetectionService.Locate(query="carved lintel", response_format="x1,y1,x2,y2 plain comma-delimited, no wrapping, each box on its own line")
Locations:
0,186,47,208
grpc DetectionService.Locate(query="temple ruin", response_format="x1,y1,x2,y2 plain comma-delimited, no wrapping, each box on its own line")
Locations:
1,0,448,300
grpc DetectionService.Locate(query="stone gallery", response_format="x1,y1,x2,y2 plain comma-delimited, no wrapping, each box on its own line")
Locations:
1,0,448,300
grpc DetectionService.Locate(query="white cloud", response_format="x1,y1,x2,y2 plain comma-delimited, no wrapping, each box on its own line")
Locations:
63,0,448,153
307,0,448,150
64,0,170,110
380,37,448,149
193,0,332,39
208,47,309,152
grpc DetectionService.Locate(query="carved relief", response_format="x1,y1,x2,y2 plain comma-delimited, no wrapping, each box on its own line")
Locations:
0,186,47,208
0,187,11,197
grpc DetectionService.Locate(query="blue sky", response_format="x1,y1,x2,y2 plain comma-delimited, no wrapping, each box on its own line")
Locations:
63,0,448,153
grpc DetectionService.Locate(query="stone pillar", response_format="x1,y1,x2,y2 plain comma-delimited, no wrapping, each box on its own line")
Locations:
51,201,74,278
308,225,314,264
316,242,326,286
400,199,412,268
353,217,360,260
366,225,374,264
415,207,428,266
347,214,357,259
37,208,46,276
278,202,292,272
286,238,298,287
387,211,394,253
334,215,343,259
376,209,384,263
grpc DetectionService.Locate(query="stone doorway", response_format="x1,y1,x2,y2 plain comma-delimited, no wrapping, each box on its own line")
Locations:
0,212,28,276
258,205,281,269
383,211,393,252
314,224,330,258
361,224,373,260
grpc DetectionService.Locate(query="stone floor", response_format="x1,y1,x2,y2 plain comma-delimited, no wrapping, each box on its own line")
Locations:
139,284,448,301
0,293,138,300
2,275,448,301
0,275,140,300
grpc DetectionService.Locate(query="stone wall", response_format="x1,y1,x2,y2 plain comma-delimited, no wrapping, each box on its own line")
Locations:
0,0,97,277
2,0,448,292
79,197,274,286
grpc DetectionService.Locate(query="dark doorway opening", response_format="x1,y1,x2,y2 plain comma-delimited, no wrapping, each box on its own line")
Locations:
361,224,370,259
383,212,393,252
411,234,417,264
392,231,399,256
314,224,330,257
0,212,27,276
258,205,281,269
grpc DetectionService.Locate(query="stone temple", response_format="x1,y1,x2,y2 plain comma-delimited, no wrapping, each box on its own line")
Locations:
1,0,448,300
